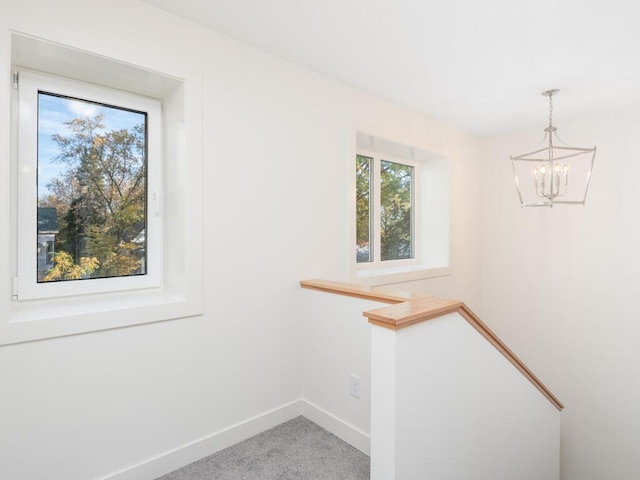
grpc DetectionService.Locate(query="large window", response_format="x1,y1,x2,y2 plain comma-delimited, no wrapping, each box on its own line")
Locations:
2,33,203,346
356,154,415,265
16,70,162,300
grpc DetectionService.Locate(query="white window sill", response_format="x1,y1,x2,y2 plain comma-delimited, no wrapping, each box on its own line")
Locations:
355,264,452,287
1,288,202,346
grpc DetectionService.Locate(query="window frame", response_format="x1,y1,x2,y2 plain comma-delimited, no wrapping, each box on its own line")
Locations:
355,149,420,271
15,69,163,300
0,32,204,347
351,132,451,286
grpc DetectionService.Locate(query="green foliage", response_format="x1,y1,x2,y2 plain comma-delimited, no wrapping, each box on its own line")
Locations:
356,155,371,261
42,113,146,281
100,243,142,277
355,156,414,262
43,251,99,281
380,160,413,261
86,225,142,278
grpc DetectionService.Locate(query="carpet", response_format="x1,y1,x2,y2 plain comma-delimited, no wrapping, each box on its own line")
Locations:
156,416,370,480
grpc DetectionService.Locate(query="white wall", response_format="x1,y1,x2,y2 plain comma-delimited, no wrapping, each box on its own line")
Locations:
0,1,483,479
480,108,640,480
371,312,560,480
300,289,387,454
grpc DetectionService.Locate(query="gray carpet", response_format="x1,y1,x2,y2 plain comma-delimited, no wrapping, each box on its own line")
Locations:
156,416,370,480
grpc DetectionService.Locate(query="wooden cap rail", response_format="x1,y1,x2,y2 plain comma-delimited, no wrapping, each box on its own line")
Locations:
300,279,564,411
300,279,420,304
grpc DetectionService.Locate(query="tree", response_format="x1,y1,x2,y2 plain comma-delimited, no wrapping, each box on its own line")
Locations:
355,156,413,262
43,252,99,281
356,155,371,261
42,113,146,281
380,161,412,261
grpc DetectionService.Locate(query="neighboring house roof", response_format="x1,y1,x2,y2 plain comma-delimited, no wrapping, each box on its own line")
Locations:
37,207,59,234
132,229,145,245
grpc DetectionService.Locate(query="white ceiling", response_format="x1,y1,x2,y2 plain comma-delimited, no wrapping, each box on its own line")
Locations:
141,0,640,136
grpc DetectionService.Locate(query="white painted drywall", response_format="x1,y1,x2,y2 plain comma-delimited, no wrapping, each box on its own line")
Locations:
480,108,640,480
371,313,561,480
300,289,386,454
0,1,483,479
370,325,398,480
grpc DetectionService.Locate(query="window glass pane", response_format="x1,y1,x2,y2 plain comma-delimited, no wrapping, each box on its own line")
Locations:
356,155,372,263
380,160,413,261
37,92,147,282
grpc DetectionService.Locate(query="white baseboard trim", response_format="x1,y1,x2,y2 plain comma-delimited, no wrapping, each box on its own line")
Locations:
99,400,304,480
97,398,370,480
301,399,371,455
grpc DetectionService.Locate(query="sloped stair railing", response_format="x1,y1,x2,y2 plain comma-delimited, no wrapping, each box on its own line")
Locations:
301,279,563,480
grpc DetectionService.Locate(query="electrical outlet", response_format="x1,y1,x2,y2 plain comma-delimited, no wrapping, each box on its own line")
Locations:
350,374,360,398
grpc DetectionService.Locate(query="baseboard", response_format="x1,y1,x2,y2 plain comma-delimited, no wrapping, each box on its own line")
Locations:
301,399,371,455
97,398,370,480
98,400,305,480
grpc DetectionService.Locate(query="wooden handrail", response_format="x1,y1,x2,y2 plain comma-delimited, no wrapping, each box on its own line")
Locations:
300,279,419,304
364,296,464,329
300,279,564,411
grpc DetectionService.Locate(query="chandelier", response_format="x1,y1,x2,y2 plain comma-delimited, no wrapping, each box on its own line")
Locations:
510,89,596,207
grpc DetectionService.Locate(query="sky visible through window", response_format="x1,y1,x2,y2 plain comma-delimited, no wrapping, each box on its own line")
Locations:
37,93,145,199
36,92,148,283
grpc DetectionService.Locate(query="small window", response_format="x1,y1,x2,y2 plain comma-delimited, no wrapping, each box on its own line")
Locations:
15,70,162,300
356,153,416,267
352,132,450,285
